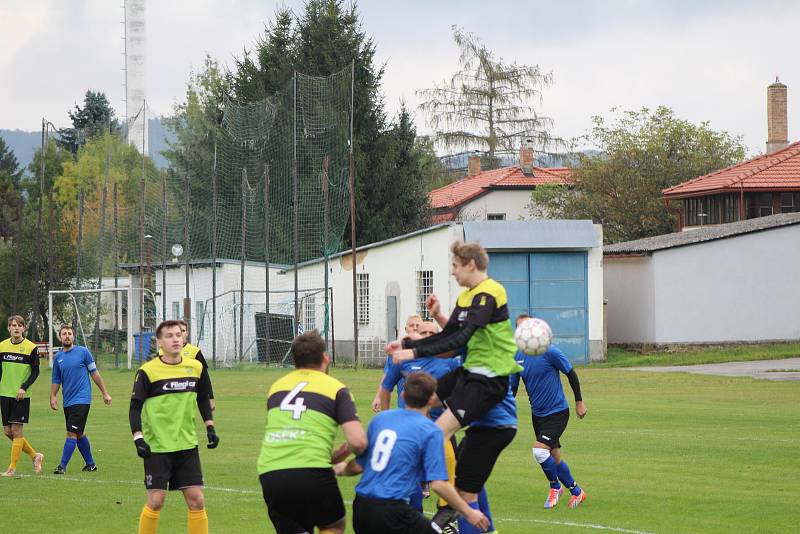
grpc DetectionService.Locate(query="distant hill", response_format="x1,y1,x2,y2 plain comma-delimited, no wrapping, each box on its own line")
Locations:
0,117,175,172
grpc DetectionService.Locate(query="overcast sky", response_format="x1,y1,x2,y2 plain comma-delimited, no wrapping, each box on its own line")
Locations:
1,0,798,155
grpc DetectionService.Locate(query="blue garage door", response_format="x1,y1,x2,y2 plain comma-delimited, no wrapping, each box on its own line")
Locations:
489,252,589,364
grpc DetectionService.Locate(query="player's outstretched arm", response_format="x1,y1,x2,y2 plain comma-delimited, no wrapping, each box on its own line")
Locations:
341,420,367,455
430,480,489,531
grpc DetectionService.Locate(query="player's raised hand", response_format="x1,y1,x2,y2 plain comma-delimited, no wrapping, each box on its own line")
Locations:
391,349,414,365
464,508,490,531
426,294,441,316
576,400,587,419
384,340,402,354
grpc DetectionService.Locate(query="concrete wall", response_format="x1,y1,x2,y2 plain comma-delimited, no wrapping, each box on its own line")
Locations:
604,255,655,343
459,190,533,221
652,224,800,343
587,224,606,360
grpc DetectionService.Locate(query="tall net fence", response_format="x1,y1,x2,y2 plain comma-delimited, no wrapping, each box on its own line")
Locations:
30,67,354,367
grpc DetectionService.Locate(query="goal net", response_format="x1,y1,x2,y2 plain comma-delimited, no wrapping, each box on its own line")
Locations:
47,287,154,369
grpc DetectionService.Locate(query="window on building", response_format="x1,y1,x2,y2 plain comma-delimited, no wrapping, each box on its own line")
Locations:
416,270,434,320
304,295,316,331
746,193,774,219
721,194,740,223
780,192,800,213
356,273,369,325
487,213,506,221
172,301,181,320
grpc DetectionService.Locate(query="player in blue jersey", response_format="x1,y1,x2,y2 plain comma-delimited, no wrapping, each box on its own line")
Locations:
381,321,461,524
336,372,488,534
50,324,112,474
509,314,588,509
371,315,422,413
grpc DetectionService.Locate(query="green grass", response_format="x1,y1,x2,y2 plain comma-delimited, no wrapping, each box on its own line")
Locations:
1,364,798,533
596,341,800,368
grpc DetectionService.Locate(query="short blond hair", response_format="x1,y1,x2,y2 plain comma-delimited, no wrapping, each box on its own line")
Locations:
7,315,26,327
451,240,489,271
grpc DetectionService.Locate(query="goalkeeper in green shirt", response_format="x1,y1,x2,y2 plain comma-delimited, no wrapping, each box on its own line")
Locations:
129,320,219,534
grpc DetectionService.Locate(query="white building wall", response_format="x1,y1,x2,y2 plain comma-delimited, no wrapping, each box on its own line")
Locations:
652,224,800,343
295,225,461,365
459,190,533,221
604,255,656,343
587,224,605,360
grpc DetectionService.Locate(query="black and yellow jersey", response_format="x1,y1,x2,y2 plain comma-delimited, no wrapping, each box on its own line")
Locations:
158,343,214,398
257,369,358,474
0,338,39,398
405,278,522,377
130,356,210,453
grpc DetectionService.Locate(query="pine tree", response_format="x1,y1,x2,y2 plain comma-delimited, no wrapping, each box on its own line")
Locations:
418,26,558,168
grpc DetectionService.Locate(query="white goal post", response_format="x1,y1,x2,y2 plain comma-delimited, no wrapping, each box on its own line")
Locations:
48,287,135,368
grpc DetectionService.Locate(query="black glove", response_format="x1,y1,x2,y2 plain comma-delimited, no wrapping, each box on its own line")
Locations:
134,437,151,458
206,426,219,449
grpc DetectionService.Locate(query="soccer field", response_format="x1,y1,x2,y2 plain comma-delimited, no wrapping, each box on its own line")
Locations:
1,364,797,533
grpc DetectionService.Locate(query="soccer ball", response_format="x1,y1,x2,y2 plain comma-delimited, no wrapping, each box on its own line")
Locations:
515,318,552,355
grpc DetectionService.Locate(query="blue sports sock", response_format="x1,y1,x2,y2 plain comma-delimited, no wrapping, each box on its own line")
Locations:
76,436,95,466
409,487,424,512
477,487,495,531
540,456,561,489
60,438,78,469
557,459,581,495
457,501,483,534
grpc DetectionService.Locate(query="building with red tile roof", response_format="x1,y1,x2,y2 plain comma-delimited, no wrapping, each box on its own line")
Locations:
429,147,571,223
663,79,800,230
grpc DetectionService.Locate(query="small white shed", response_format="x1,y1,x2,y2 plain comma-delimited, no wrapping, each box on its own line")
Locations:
604,212,800,344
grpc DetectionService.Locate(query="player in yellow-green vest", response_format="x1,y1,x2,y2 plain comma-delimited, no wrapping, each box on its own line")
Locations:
257,331,367,534
157,319,215,410
129,320,218,534
1,314,45,477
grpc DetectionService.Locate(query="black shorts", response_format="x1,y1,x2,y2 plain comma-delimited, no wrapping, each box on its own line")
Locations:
352,495,442,534
532,409,569,449
0,396,30,426
455,426,516,493
260,468,345,534
436,367,509,426
63,404,91,435
143,447,203,491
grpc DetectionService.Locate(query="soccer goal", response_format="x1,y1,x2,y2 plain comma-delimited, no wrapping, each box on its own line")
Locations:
48,287,139,369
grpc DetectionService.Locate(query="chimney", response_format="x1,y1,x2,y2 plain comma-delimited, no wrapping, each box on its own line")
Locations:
766,77,789,154
467,151,481,176
520,139,534,175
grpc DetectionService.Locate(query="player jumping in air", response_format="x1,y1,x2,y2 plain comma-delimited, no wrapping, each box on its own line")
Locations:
510,314,588,509
386,240,522,529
